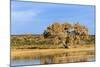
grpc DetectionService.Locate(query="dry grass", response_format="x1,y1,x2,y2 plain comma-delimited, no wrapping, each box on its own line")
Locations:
11,45,95,59
11,44,61,49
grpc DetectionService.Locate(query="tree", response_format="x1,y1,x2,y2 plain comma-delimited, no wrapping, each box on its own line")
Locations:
43,22,89,48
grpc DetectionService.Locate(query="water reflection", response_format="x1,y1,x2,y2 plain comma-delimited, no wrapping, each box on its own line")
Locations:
11,51,95,66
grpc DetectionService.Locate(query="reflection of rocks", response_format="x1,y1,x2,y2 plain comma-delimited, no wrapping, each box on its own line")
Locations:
43,22,89,48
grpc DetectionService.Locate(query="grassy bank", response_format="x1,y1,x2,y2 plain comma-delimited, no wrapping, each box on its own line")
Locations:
11,45,95,60
11,34,95,60
11,34,95,49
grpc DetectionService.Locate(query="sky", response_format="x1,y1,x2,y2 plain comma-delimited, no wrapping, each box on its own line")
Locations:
11,1,95,35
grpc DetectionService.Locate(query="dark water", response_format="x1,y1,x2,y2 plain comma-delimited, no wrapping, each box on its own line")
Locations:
11,51,95,66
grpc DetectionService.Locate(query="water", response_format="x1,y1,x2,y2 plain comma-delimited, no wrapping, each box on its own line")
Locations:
11,58,40,66
11,52,95,66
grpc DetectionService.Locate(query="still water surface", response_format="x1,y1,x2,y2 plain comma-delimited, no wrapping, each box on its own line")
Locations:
11,52,95,66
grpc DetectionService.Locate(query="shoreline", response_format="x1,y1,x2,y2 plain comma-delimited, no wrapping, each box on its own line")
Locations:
11,46,95,59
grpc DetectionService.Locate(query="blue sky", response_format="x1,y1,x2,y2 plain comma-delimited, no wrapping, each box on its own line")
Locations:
11,1,95,35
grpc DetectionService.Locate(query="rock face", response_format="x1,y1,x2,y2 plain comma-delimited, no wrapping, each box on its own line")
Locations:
43,22,89,48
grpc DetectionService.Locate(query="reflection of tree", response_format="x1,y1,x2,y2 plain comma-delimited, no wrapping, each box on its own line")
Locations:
43,22,89,48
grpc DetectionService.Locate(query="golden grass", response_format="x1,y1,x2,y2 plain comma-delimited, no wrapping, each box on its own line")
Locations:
11,44,95,49
11,45,95,60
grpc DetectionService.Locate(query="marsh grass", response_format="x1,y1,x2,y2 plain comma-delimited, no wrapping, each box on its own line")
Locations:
11,34,95,49
11,46,95,60
11,43,94,49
